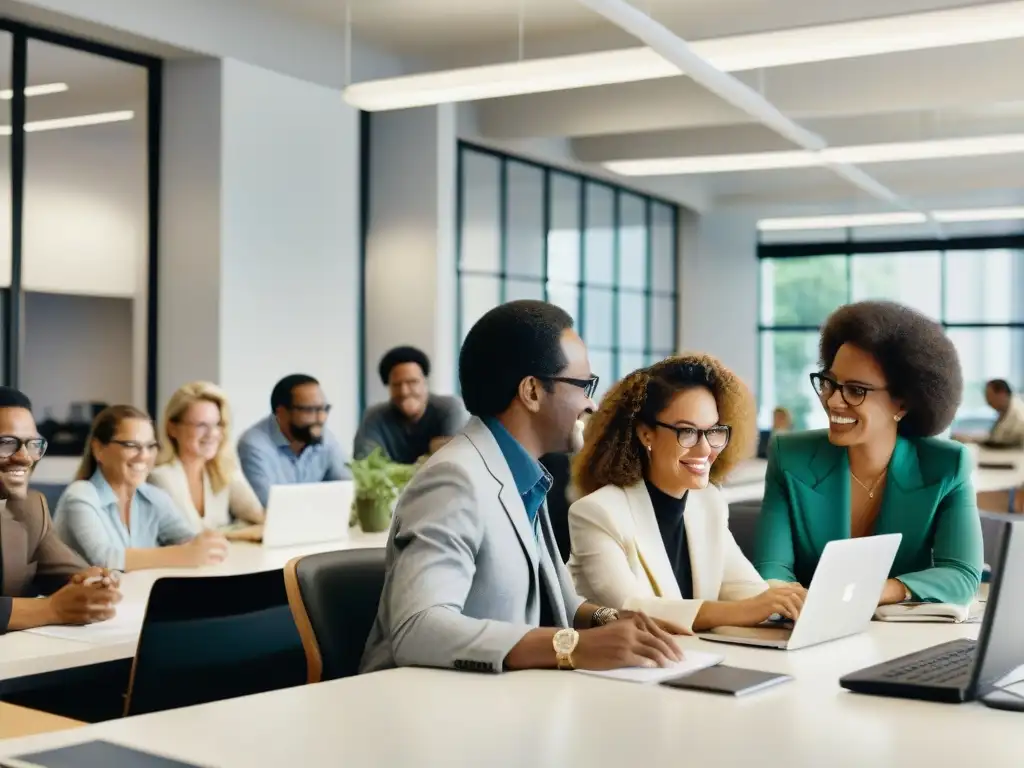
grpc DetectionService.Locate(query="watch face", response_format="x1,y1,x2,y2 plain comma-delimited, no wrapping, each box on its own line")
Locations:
553,630,578,654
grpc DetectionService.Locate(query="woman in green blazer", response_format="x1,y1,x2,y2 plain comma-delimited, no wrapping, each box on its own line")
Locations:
755,301,984,607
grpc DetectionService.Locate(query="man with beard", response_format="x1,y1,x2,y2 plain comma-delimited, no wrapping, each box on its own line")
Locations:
361,300,687,675
237,374,351,507
353,346,468,464
0,386,121,633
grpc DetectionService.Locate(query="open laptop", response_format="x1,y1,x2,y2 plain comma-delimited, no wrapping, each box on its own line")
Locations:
261,481,353,548
699,533,902,651
840,518,1024,704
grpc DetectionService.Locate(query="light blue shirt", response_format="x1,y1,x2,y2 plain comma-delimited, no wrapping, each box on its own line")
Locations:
237,415,351,507
484,418,552,530
54,470,196,570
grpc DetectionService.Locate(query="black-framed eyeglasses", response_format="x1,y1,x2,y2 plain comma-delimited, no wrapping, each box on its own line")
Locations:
810,372,885,408
290,404,332,415
0,435,48,460
539,375,599,399
109,440,161,455
653,421,731,450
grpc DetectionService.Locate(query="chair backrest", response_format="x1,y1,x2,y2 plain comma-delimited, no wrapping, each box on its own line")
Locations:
284,548,386,683
124,569,306,716
728,500,762,561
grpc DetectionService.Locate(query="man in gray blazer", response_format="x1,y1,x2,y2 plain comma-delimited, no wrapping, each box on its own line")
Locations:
361,301,684,674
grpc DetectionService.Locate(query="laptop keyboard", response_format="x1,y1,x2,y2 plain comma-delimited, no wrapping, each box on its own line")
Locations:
873,639,977,686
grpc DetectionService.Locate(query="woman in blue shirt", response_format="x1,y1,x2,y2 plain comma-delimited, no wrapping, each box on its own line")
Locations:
55,405,229,571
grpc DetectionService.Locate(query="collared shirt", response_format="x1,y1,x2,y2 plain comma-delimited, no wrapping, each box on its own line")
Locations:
237,415,351,507
484,418,552,528
54,470,196,570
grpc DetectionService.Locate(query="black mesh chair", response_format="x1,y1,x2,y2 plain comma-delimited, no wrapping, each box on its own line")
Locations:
284,548,386,683
124,569,306,716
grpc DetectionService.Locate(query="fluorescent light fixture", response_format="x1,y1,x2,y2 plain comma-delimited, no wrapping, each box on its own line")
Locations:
605,133,1024,176
758,212,928,231
344,1,1024,110
0,82,68,100
759,206,1024,231
0,110,134,136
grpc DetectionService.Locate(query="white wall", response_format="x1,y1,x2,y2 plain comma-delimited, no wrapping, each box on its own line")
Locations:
364,105,457,407
159,58,361,443
22,291,134,419
678,210,760,395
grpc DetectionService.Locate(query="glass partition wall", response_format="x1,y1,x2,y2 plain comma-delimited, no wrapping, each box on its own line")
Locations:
758,235,1024,431
0,21,160,426
456,143,680,402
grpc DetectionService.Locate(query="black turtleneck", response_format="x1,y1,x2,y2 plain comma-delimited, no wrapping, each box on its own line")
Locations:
644,479,693,599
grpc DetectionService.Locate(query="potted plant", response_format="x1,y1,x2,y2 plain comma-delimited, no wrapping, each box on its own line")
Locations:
346,448,418,532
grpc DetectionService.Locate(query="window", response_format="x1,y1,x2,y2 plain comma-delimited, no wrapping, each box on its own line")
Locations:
758,237,1024,430
456,143,680,402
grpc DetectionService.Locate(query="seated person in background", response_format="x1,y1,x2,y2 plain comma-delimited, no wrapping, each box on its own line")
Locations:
0,387,121,633
55,405,228,571
149,382,264,539
353,346,469,464
956,379,1024,449
755,300,983,606
569,355,804,633
361,300,685,675
757,406,793,458
237,374,350,508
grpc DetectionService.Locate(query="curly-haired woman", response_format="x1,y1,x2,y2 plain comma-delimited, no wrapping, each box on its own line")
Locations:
568,355,807,632
755,300,984,606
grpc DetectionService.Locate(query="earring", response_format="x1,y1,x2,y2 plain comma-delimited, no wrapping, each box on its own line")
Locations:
894,414,902,422
646,444,652,452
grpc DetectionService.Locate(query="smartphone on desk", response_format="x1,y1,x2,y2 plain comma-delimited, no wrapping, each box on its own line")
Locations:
660,665,792,697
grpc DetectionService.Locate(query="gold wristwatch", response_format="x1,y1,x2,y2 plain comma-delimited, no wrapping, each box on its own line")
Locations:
553,628,580,670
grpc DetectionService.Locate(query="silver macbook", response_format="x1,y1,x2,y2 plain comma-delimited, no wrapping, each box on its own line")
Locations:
262,481,354,548
699,533,902,651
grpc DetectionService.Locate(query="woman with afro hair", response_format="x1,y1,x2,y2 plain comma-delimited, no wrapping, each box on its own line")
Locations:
755,300,984,607
567,355,808,633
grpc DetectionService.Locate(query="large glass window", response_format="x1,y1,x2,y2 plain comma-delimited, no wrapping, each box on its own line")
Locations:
0,24,159,418
456,143,680,403
759,238,1024,430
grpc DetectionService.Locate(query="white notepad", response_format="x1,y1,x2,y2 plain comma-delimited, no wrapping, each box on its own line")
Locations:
23,601,147,645
575,649,724,684
873,601,983,624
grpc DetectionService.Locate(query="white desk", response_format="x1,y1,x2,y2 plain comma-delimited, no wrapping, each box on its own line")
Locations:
0,622,1020,767
0,531,388,684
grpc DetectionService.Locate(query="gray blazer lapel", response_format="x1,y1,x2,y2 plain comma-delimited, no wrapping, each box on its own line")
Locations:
463,418,539,570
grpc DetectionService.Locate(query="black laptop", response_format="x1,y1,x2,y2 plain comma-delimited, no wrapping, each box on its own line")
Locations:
839,518,1024,704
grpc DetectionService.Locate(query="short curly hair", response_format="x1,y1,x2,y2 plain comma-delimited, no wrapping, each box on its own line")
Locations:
379,346,430,385
572,354,757,497
819,300,962,437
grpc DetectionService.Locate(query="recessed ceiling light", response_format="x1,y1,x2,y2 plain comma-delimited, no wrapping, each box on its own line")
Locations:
0,82,69,100
0,110,134,135
344,2,1024,110
759,206,1024,231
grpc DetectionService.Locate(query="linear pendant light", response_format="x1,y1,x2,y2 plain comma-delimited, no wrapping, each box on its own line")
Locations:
0,110,134,136
605,133,1024,176
344,1,1024,111
759,206,1024,231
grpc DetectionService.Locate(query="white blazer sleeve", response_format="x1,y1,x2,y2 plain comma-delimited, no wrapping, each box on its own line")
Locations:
569,493,705,632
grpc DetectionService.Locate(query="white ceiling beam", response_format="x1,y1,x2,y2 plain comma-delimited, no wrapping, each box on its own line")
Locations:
477,39,1024,139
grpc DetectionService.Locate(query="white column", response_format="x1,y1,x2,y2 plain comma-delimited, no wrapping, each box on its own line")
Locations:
159,57,361,442
363,105,457,407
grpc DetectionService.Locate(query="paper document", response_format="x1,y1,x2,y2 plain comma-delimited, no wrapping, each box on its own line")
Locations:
23,600,147,645
576,649,724,684
873,601,983,624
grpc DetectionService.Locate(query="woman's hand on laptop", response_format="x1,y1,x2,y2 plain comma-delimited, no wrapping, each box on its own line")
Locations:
184,529,230,566
736,585,807,625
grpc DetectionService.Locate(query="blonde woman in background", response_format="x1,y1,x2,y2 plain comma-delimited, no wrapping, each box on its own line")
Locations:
55,405,228,571
149,382,264,541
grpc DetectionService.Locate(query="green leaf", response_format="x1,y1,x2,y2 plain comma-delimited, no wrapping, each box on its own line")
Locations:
346,446,418,502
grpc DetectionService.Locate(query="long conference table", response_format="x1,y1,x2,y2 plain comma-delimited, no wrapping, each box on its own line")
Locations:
1,622,1021,766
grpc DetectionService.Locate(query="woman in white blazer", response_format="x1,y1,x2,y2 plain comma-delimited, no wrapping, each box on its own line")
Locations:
149,382,264,539
568,354,806,632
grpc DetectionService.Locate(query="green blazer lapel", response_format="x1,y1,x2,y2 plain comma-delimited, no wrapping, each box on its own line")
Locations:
785,435,850,553
875,437,945,541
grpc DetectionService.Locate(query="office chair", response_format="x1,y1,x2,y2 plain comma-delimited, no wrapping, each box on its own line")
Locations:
284,548,386,683
123,569,306,716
